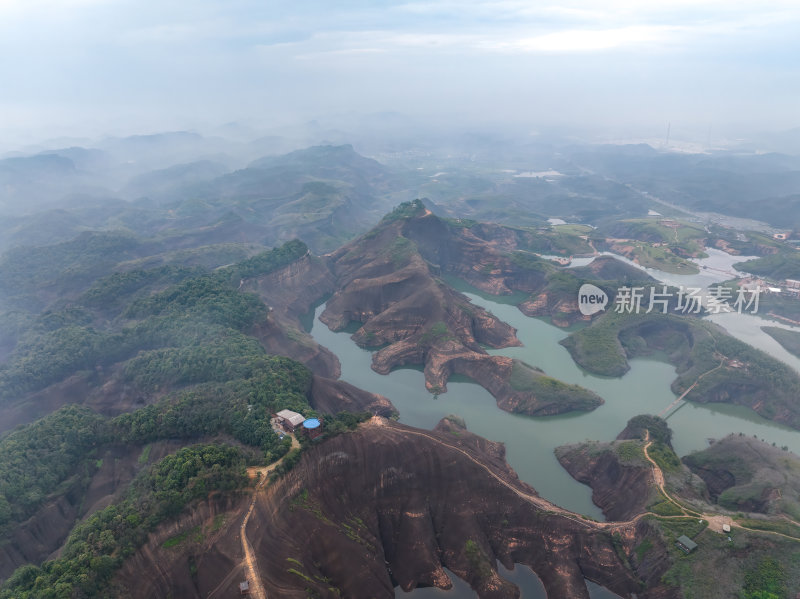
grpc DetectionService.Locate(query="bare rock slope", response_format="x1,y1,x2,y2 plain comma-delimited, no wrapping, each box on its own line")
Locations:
320,207,602,416
247,418,674,598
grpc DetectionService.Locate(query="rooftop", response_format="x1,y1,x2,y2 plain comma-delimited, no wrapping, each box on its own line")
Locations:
276,409,305,426
676,535,697,552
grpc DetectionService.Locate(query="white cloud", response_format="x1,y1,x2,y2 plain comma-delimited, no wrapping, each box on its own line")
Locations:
1,0,799,140
480,25,682,53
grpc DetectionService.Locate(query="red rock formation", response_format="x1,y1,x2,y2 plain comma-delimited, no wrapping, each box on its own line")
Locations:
245,253,341,378
308,375,395,417
556,442,656,521
320,215,600,415
248,419,675,598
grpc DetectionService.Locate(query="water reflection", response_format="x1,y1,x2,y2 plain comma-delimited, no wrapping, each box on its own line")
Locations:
394,562,621,598
568,248,757,290
311,290,800,519
394,568,475,598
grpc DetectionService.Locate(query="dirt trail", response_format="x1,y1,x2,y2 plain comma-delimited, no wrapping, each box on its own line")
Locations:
640,431,800,541
223,417,799,598
642,431,694,519
234,433,300,599
376,418,800,544
371,417,612,530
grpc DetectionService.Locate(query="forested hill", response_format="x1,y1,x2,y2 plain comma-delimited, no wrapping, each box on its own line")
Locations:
0,234,373,594
0,239,308,404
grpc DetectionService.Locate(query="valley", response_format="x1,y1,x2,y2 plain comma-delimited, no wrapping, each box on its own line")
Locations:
2,141,800,598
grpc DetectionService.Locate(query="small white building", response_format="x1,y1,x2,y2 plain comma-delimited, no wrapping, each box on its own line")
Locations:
276,409,305,433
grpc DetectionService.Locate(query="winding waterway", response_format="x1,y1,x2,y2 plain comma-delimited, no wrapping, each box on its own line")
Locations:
310,291,800,519
307,247,800,597
569,247,757,290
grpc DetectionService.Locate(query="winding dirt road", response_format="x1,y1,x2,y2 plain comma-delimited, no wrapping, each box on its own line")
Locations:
376,418,800,544
640,431,800,541
230,434,300,599
219,416,799,598
374,417,617,530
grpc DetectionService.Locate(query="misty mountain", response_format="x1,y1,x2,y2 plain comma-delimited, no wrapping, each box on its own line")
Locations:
38,147,113,172
568,145,800,228
165,144,397,252
0,143,404,256
0,154,85,213
97,131,206,162
120,160,231,201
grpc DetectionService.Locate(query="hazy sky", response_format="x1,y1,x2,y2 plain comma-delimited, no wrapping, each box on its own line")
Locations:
1,0,799,144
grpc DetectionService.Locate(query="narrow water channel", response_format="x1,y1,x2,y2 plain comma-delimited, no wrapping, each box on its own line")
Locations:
310,293,800,520
307,248,798,599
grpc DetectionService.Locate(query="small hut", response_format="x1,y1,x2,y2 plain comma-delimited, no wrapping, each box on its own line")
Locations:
276,409,305,433
676,535,697,554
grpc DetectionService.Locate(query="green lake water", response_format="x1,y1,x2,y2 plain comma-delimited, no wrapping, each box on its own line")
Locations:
307,250,798,598
394,562,616,598
309,294,800,519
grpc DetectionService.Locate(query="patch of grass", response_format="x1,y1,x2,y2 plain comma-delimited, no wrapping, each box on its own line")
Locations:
743,557,787,598
649,497,684,517
648,442,682,473
340,515,375,551
609,531,633,570
658,519,800,599
735,517,800,540
383,236,416,267
635,538,653,561
464,539,493,581
624,415,673,445
508,252,552,273
615,441,645,463
163,525,202,549
553,224,594,235
631,242,700,275
138,444,152,465
652,516,708,544
560,311,630,376
508,360,602,411
418,321,454,346
287,568,313,583
444,217,478,228
718,484,770,511
289,488,333,526
210,514,226,532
